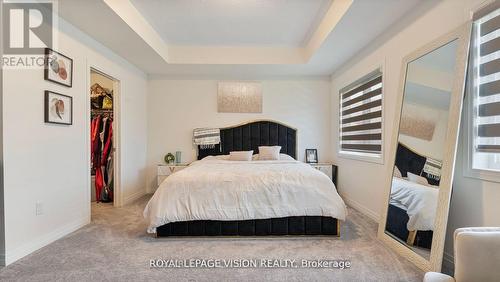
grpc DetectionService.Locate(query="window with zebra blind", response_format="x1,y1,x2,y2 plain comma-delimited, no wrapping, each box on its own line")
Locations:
468,2,500,176
339,70,383,160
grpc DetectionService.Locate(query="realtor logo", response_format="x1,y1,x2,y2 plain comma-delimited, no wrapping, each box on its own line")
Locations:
3,1,54,55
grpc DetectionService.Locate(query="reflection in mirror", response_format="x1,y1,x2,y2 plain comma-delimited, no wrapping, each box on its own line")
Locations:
384,40,459,259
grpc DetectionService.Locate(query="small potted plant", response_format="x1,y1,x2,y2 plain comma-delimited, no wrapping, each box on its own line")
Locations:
164,153,175,164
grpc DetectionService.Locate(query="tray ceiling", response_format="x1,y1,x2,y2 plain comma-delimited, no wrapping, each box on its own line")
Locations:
58,0,423,76
130,0,332,47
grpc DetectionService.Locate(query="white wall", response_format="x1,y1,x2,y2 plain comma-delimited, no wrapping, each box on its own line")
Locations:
330,0,500,271
146,78,332,192
1,16,148,265
446,113,500,267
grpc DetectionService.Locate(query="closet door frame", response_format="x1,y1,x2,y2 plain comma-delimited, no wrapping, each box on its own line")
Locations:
87,63,122,213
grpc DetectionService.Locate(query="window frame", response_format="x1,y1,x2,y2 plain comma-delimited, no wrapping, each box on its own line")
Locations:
463,3,500,183
464,84,500,183
337,66,385,165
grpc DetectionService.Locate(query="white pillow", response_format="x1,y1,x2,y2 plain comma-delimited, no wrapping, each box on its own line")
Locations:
229,151,253,161
407,172,429,186
393,166,403,178
252,153,295,161
258,146,281,160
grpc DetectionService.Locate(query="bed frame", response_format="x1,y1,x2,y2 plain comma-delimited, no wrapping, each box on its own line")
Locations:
156,120,340,237
385,204,433,249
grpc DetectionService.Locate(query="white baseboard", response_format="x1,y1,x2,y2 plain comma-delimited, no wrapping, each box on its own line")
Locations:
4,216,88,266
340,194,380,222
123,189,146,205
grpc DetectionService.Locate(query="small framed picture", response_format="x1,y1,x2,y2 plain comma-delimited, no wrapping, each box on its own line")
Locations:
305,149,318,163
44,48,73,87
45,91,73,125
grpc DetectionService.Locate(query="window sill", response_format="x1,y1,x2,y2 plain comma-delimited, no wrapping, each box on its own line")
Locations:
463,166,500,184
337,151,384,165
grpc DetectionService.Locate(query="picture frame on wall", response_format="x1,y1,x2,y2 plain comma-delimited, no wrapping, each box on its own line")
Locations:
44,91,73,125
44,48,73,87
305,149,318,163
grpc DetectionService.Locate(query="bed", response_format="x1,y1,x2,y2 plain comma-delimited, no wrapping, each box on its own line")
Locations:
388,177,437,248
390,177,438,232
144,120,347,237
385,143,439,249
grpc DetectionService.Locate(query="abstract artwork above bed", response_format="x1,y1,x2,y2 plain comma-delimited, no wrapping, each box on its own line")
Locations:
400,103,436,141
217,81,262,113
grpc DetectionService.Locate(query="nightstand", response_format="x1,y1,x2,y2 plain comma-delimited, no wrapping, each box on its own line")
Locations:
157,164,189,186
308,163,338,186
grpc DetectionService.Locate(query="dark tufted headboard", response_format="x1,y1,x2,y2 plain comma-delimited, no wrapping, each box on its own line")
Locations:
395,143,440,186
197,120,297,160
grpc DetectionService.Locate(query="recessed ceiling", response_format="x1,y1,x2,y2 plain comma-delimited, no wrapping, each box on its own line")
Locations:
130,0,332,47
58,0,426,77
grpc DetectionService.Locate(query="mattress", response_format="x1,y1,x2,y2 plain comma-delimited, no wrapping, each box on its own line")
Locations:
144,158,347,233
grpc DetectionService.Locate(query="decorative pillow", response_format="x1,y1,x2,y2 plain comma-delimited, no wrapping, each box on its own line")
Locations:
258,146,281,160
229,151,253,161
407,172,429,186
393,166,403,178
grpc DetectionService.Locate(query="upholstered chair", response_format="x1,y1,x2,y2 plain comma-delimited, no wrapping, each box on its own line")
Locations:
423,227,500,282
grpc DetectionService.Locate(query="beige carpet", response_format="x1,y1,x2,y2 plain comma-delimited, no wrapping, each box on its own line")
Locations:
0,196,423,281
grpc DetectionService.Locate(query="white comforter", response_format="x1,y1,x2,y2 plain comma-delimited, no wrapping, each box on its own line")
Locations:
390,177,438,231
144,159,347,233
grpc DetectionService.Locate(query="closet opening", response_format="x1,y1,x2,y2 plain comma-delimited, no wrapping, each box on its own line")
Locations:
90,68,120,211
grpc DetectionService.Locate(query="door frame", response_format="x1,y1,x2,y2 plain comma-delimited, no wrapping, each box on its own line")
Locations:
86,63,122,216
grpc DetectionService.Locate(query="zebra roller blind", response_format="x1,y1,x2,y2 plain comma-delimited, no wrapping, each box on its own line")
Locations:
340,70,383,157
474,4,500,153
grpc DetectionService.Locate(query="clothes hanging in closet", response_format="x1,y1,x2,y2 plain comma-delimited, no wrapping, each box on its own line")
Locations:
91,114,113,202
91,83,113,110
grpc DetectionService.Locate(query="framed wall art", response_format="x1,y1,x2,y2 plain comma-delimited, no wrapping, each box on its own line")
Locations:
44,91,73,125
44,48,73,87
305,149,318,163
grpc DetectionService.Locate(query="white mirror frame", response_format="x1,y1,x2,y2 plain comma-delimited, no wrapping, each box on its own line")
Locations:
377,22,472,272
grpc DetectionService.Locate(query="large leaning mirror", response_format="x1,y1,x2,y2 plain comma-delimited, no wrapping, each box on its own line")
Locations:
378,23,472,272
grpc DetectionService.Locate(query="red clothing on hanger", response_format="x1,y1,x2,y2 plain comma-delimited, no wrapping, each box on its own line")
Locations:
102,120,113,166
91,116,101,170
95,165,104,202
